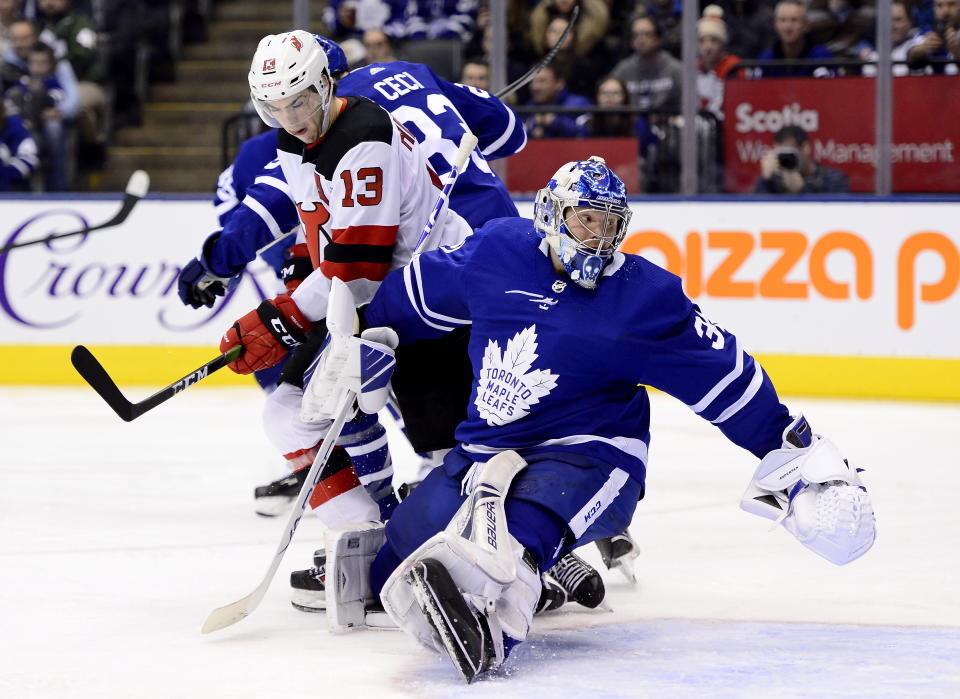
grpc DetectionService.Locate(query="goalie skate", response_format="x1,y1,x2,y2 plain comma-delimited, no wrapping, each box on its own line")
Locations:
408,558,498,683
547,551,605,608
594,530,640,583
290,549,327,612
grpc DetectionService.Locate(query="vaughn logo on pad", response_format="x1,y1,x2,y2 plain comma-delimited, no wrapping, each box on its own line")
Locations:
474,325,558,426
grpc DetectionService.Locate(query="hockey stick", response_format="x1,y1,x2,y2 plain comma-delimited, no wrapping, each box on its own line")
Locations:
70,344,242,422
201,390,357,634
413,131,479,255
0,170,150,254
493,3,580,100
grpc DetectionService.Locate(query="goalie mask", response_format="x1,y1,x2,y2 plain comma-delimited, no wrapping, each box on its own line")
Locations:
249,30,335,138
534,156,632,289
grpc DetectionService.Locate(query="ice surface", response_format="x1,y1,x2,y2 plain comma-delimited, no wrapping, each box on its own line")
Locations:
1,386,957,697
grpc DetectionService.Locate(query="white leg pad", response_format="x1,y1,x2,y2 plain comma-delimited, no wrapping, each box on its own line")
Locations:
325,522,385,633
381,531,540,655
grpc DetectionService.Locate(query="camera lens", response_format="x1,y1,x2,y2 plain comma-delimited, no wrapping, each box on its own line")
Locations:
777,152,799,170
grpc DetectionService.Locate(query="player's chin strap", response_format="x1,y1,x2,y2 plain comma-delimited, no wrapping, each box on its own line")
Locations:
740,415,877,565
381,450,538,675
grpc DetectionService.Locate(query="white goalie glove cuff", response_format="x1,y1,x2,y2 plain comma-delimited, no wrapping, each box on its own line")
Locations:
741,414,877,565
300,327,398,423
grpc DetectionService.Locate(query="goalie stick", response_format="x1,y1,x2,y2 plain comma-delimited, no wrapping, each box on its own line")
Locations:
493,3,580,100
70,345,242,422
0,170,150,255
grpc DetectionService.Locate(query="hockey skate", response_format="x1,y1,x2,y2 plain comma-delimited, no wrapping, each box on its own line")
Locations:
254,468,308,517
290,549,327,612
544,551,606,608
594,529,640,583
407,558,501,683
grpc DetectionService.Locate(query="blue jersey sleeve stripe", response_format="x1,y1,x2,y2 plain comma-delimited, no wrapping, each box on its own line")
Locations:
402,264,456,331
711,362,764,424
411,256,472,325
214,198,239,218
253,175,292,199
688,339,744,414
244,196,283,238
481,104,522,157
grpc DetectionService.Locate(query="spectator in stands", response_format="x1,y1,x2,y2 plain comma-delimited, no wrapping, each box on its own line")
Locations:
908,0,960,72
757,0,835,77
322,0,406,42
0,0,22,57
529,0,608,57
754,124,849,194
2,20,79,103
35,0,105,151
697,5,741,120
0,97,39,191
523,62,591,138
610,14,682,114
806,1,877,57
405,0,478,41
643,0,683,58
361,29,398,64
460,57,490,91
531,14,611,98
586,75,636,137
709,0,775,59
5,41,76,190
861,1,927,75
472,22,531,103
466,0,534,65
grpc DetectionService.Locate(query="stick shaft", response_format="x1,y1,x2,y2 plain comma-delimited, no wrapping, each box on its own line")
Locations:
413,132,478,255
0,171,148,254
494,4,580,100
201,392,357,634
71,345,242,422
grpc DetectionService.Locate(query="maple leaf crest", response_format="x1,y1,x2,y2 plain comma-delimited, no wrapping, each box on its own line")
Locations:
474,325,558,427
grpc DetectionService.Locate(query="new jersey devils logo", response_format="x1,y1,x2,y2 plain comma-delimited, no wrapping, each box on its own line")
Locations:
262,58,276,72
290,35,303,51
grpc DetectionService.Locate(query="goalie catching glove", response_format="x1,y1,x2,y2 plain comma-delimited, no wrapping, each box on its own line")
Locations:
741,415,876,565
220,293,313,374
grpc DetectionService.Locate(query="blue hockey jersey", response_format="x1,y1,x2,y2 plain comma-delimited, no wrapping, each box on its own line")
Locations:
364,218,793,484
205,62,525,277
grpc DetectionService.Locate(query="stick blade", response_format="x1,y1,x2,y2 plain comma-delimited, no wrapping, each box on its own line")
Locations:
70,345,135,421
201,595,254,634
125,169,150,198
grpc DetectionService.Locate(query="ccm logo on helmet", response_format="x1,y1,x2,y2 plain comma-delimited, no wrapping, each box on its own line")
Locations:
262,58,276,72
260,81,281,88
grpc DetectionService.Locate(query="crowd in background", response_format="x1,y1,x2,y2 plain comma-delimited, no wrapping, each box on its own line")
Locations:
0,0,202,191
2,0,958,193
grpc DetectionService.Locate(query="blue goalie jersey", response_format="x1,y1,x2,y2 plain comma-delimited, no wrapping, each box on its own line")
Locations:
205,62,525,277
365,218,793,484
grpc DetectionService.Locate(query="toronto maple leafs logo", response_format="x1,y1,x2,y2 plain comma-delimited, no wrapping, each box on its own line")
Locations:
474,325,558,426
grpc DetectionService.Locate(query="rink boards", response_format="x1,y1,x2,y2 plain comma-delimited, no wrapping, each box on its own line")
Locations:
0,196,957,400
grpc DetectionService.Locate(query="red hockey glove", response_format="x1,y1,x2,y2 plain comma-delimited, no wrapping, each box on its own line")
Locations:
282,243,315,294
220,294,313,374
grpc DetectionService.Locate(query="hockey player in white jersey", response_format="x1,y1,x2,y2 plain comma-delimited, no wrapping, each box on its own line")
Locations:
307,156,877,681
216,31,605,616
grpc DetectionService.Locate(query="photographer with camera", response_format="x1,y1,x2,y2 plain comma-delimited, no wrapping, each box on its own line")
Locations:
907,0,960,73
754,125,850,194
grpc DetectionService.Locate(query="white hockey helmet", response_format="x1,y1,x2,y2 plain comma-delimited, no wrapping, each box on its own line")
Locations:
248,30,334,134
